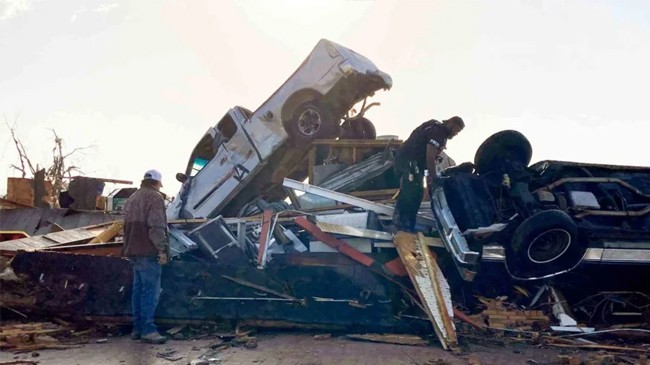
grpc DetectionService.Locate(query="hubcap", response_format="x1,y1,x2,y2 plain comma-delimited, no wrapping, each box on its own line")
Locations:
297,108,322,136
527,229,572,264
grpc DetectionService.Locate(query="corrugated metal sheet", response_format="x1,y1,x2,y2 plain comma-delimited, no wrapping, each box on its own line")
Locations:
0,208,51,234
0,208,120,235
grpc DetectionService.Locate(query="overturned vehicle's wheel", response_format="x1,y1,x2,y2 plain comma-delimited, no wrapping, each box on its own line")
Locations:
474,130,532,175
287,101,337,147
505,209,586,280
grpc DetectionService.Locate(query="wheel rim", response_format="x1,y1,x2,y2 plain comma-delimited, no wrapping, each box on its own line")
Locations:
527,229,572,264
297,108,322,136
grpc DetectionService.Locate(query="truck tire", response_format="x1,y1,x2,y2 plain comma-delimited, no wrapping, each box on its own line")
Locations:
505,209,585,280
340,117,376,140
474,130,532,175
287,101,337,147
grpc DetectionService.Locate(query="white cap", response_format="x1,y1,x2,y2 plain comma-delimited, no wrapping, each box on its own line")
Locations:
144,169,163,186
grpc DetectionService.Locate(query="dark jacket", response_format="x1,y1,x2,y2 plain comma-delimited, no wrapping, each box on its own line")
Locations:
122,186,168,257
397,120,449,169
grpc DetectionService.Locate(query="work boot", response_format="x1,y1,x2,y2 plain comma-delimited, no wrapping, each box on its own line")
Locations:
130,331,141,341
141,331,167,344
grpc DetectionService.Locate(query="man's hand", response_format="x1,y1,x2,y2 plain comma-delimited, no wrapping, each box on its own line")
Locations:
158,252,168,265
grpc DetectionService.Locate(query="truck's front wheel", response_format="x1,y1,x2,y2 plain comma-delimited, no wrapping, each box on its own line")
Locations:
287,101,337,147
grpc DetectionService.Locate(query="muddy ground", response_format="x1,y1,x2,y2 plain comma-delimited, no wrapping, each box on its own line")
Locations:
0,331,593,365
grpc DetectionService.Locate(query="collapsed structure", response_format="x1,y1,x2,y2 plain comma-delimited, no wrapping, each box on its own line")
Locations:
2,39,650,356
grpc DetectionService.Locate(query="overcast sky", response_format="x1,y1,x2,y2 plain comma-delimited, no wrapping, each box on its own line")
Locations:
1,0,649,198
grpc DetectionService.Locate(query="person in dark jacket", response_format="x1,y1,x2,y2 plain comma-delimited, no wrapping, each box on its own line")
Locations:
123,169,169,344
393,116,465,231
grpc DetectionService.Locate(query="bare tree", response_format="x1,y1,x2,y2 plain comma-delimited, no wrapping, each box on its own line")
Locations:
46,129,90,205
5,115,36,178
5,116,93,207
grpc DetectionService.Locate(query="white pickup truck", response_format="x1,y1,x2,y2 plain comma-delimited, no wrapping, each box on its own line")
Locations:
167,39,392,220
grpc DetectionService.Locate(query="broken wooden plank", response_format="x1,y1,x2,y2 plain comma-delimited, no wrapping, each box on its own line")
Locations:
545,342,648,353
0,222,115,255
62,176,133,185
393,231,457,350
12,344,82,353
345,333,428,346
418,233,457,345
0,328,64,337
256,210,274,268
88,221,124,243
0,197,33,209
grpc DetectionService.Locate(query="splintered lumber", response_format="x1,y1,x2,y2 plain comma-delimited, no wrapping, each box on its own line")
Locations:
12,344,81,353
0,322,76,353
393,232,457,350
88,221,124,243
479,298,550,330
0,323,67,338
345,333,428,346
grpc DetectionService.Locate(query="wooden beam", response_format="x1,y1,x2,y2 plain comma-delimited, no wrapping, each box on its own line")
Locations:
393,231,457,350
256,210,274,268
0,197,33,208
62,176,133,185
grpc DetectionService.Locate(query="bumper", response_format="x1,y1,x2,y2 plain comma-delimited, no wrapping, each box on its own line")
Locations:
430,186,480,281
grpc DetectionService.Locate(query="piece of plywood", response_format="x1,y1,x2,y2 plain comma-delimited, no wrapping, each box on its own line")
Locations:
6,178,53,207
0,229,99,253
393,231,457,350
346,333,427,346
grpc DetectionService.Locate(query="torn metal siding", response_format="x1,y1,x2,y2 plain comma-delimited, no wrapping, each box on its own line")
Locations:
0,208,118,236
318,151,395,193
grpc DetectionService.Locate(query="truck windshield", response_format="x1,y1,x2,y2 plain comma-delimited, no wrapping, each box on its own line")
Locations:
191,158,209,176
185,134,217,176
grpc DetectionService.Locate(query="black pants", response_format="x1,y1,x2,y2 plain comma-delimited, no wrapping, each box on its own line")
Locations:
393,157,423,231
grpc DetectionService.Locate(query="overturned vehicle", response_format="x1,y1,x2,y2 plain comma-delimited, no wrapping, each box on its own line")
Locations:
431,130,650,281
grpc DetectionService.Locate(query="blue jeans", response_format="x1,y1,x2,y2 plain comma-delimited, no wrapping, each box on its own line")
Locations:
130,256,162,335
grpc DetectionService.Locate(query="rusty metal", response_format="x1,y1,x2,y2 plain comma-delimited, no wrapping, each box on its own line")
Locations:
295,216,375,268
575,205,650,219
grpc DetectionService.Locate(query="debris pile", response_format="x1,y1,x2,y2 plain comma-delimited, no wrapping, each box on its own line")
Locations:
476,297,550,332
1,38,650,363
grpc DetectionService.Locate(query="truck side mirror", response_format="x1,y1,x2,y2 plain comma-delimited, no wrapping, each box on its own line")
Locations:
176,173,188,183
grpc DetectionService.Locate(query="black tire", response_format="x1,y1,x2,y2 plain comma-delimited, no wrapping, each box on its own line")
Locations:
355,117,376,140
474,130,532,175
505,209,585,280
340,118,376,140
286,101,337,147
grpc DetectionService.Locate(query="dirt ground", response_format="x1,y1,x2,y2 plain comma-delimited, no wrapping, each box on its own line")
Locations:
0,332,588,365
